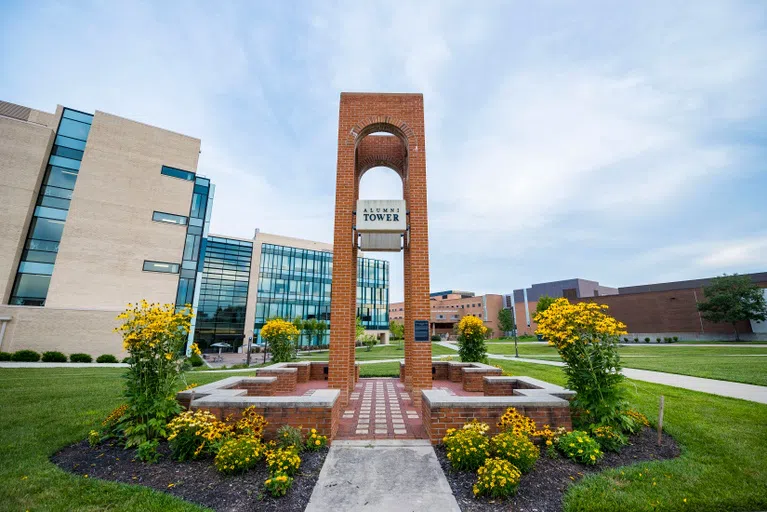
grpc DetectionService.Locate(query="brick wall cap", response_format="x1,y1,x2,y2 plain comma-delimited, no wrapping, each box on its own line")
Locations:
191,388,340,409
462,367,502,373
421,389,570,408
176,377,276,400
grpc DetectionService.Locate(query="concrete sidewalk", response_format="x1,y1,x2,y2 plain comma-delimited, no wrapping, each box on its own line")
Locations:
305,440,459,512
436,341,767,405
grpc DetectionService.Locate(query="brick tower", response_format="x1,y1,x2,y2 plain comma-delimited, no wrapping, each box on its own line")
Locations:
328,92,432,407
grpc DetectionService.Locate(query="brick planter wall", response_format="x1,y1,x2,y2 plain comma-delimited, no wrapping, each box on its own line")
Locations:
432,361,449,380
256,368,298,393
287,362,310,383
448,363,471,382
461,367,502,392
233,377,277,396
310,362,329,381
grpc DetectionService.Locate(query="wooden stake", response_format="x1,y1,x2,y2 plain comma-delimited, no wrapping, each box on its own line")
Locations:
657,395,665,446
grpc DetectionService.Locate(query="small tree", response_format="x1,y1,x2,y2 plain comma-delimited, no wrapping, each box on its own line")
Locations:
457,316,488,363
535,295,556,317
261,318,300,363
292,316,305,352
315,320,328,347
389,320,404,340
497,308,515,337
697,274,767,341
304,318,318,348
355,316,365,341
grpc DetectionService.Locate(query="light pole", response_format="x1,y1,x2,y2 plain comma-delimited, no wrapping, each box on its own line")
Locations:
245,333,252,367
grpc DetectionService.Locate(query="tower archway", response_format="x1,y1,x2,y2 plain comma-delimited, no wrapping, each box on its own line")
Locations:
329,93,431,408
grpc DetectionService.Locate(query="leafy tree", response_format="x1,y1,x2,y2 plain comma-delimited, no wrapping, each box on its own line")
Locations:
292,316,305,354
303,318,318,347
697,274,767,341
315,320,328,347
497,308,515,337
355,316,365,340
261,319,300,363
535,295,556,317
389,320,404,340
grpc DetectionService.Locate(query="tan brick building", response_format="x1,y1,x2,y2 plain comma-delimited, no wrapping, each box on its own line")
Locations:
0,100,211,357
389,290,505,339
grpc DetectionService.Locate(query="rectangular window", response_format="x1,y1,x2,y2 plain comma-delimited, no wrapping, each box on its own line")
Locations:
152,211,188,225
30,217,65,242
142,260,180,273
57,117,91,141
10,274,51,304
51,144,84,161
161,165,195,181
54,134,87,151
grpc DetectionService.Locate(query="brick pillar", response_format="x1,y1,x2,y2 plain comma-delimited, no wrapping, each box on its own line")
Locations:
330,92,432,409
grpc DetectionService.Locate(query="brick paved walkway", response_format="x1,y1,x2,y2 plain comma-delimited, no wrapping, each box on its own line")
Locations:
337,378,426,440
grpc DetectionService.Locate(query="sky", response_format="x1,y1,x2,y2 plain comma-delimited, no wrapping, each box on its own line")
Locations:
1,1,766,302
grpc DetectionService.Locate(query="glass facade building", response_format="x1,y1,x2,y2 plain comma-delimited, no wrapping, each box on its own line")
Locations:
10,108,93,305
253,243,389,346
193,237,253,352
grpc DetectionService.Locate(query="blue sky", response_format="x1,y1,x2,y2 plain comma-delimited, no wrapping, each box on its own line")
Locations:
2,1,766,302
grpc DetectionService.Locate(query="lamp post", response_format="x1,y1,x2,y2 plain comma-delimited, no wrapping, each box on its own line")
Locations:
245,333,252,367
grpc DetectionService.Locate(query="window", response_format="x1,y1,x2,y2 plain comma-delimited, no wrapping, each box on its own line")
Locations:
10,274,51,305
30,217,65,242
152,211,188,225
143,260,180,273
161,165,195,181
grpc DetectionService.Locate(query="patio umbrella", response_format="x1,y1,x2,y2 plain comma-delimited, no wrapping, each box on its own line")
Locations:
210,342,232,358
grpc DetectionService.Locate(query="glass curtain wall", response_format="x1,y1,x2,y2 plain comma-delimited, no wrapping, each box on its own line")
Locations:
254,243,389,346
175,176,211,307
10,108,93,305
193,236,252,352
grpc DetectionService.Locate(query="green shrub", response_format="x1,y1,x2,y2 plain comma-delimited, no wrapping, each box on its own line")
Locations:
214,437,264,474
473,458,521,499
431,335,441,342
276,425,303,451
672,336,679,342
489,431,539,473
557,430,603,465
633,337,639,343
591,425,627,452
137,439,160,463
0,352,11,361
443,426,490,471
121,357,132,364
644,337,650,343
69,353,92,363
264,473,293,497
12,350,40,362
42,351,67,362
96,354,118,363
656,337,662,343
189,354,204,367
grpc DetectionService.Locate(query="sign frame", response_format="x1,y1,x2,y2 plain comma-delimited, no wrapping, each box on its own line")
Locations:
414,320,430,342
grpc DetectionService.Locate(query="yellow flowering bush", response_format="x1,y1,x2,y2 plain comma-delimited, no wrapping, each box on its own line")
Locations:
490,431,540,473
457,316,488,362
266,447,301,476
462,419,490,435
591,425,627,452
214,437,264,474
473,458,521,499
443,426,490,471
534,298,630,429
113,300,194,452
260,318,300,363
497,407,537,438
557,430,603,465
306,428,328,451
276,425,304,451
167,409,232,461
230,406,268,439
623,409,650,434
264,473,293,497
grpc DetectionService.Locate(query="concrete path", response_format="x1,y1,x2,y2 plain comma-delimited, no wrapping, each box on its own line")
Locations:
436,341,767,405
305,440,460,512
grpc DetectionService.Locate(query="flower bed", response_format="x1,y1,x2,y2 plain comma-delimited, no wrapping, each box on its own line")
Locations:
51,439,327,512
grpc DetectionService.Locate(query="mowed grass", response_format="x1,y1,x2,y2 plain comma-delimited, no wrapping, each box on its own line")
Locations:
483,343,767,386
0,368,249,511
358,361,400,377
296,342,456,361
488,358,767,512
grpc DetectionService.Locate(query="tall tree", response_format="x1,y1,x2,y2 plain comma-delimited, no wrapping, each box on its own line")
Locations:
497,308,515,337
697,274,767,341
389,320,404,340
535,295,556,317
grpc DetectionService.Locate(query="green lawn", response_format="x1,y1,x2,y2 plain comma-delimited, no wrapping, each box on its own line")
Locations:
359,361,400,377
0,368,244,511
488,358,767,511
296,342,456,361
483,344,767,386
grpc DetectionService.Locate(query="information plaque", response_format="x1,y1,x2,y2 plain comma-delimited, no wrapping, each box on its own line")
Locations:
414,320,430,342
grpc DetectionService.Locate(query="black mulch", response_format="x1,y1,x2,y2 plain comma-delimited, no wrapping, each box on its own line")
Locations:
435,427,680,512
51,440,327,512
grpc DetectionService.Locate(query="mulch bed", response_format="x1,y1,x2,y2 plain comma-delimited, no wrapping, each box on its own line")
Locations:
435,427,680,512
51,440,327,512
